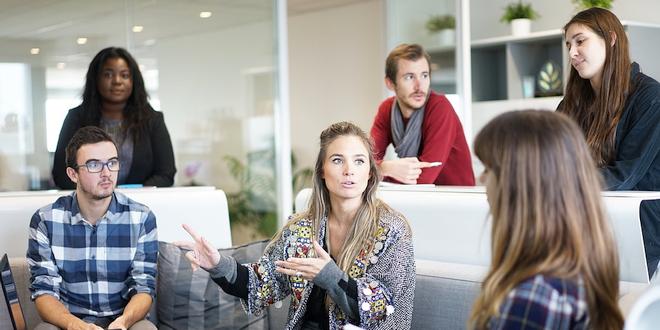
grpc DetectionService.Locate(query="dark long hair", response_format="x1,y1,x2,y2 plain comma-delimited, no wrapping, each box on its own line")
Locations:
81,46,153,140
557,7,631,166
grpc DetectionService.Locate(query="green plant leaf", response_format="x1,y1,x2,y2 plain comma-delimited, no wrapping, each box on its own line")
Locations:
550,69,559,81
537,61,563,96
501,1,540,23
551,79,562,89
426,14,456,33
572,0,613,10
223,150,313,237
540,71,550,82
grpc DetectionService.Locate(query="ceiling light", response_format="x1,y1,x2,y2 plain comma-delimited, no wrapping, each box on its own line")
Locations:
199,11,212,18
144,39,156,46
132,25,144,33
77,37,88,45
30,48,40,55
139,64,146,71
57,62,66,69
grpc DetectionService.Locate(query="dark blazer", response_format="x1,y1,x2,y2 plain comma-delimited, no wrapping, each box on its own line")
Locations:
52,105,177,189
557,62,660,277
602,63,660,277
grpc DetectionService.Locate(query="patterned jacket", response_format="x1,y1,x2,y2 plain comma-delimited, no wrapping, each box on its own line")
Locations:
242,206,415,329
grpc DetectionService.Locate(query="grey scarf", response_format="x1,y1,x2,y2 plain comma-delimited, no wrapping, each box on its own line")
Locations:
391,100,425,158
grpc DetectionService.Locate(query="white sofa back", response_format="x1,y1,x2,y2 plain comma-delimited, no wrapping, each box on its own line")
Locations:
295,186,660,283
0,186,232,258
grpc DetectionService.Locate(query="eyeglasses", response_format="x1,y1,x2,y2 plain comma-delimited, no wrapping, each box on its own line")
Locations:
75,159,120,173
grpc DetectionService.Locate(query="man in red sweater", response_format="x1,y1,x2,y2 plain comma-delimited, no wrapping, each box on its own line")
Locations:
371,44,475,185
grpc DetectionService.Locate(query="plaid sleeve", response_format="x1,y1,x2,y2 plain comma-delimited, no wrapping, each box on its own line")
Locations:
26,210,61,300
489,276,579,330
123,210,158,299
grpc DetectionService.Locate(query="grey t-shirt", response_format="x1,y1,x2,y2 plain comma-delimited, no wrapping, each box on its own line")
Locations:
100,118,134,184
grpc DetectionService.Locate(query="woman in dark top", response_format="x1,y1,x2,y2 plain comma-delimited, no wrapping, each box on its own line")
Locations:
557,7,660,276
52,47,176,189
176,122,415,330
470,110,623,329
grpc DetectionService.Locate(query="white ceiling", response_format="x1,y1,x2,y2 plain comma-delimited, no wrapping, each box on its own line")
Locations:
0,0,366,68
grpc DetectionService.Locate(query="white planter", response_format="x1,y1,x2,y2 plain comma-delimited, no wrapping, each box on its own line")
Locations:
436,29,455,46
511,18,531,36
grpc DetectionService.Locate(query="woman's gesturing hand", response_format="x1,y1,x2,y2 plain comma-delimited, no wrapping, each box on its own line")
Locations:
173,224,221,271
275,240,332,281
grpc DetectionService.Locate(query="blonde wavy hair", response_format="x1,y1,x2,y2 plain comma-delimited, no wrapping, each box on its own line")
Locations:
469,110,623,329
271,121,388,273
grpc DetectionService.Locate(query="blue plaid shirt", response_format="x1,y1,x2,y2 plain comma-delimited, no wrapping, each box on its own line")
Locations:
27,191,158,319
488,275,589,329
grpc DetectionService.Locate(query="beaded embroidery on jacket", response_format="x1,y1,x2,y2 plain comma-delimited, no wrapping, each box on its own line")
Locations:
240,206,415,330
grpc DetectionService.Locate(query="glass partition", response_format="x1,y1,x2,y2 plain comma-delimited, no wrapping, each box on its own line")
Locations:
386,0,458,91
0,0,285,243
385,0,468,127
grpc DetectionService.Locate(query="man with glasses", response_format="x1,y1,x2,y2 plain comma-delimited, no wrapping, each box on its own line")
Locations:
27,126,157,330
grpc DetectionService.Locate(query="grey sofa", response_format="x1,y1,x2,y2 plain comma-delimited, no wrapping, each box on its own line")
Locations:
7,257,484,329
6,241,289,330
5,256,647,329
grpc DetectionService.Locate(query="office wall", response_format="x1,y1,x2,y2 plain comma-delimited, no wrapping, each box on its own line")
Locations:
155,20,277,191
471,0,660,40
386,0,456,49
288,0,386,170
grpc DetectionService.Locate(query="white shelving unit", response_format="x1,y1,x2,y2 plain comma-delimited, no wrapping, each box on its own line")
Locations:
471,29,567,102
466,22,660,176
385,2,660,163
469,21,660,124
427,45,457,94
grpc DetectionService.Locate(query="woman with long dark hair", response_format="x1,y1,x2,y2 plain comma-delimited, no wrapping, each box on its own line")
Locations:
176,122,415,329
557,7,660,277
52,47,176,188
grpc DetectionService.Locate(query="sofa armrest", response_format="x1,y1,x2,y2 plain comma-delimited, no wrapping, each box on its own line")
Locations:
9,257,43,329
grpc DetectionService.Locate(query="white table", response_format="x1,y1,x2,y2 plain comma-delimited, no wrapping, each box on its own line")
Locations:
295,186,660,284
0,186,232,258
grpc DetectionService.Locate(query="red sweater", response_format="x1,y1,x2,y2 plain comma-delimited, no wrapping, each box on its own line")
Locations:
370,91,475,186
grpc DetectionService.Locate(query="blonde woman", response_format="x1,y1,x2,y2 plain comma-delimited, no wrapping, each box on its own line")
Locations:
176,122,415,330
469,110,623,329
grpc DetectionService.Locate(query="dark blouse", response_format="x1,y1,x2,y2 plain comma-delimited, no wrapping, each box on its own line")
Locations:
603,63,660,277
558,62,660,276
52,105,176,189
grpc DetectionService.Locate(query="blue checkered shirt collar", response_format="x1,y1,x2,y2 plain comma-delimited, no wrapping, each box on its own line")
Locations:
68,191,122,225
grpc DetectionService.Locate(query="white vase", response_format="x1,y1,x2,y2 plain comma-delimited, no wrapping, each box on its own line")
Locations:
511,18,531,36
436,29,455,46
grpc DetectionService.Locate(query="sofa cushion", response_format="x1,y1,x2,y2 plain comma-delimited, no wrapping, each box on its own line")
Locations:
156,240,271,329
412,260,485,329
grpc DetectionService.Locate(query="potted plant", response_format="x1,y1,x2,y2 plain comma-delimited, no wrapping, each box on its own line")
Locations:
572,0,613,10
501,1,540,36
223,151,312,244
426,14,456,46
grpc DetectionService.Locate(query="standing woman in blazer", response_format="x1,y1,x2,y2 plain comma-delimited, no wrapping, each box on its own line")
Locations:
558,8,660,276
52,47,176,189
470,111,623,329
